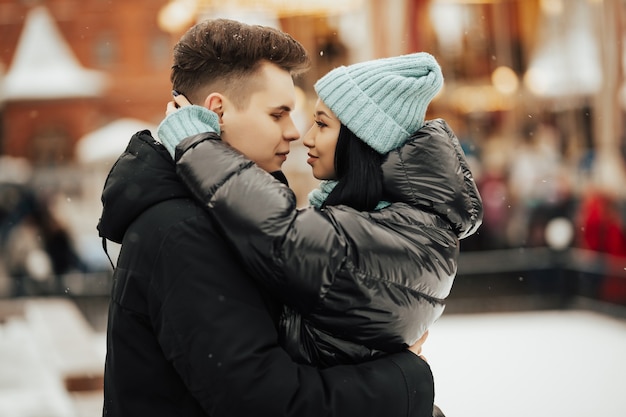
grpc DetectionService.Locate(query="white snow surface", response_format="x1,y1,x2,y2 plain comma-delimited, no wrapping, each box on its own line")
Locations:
426,309,626,417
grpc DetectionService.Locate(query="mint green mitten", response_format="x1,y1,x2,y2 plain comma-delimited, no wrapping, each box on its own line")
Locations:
157,105,221,158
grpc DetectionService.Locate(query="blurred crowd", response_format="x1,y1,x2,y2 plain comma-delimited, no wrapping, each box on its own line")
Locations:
455,112,626,304
0,157,90,297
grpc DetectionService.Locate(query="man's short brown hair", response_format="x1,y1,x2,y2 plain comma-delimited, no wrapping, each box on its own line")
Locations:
171,19,310,108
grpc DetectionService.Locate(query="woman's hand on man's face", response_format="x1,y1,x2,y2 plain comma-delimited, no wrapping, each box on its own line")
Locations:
165,91,192,116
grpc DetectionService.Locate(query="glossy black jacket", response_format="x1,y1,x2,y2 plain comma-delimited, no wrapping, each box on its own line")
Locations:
98,131,436,417
174,118,483,367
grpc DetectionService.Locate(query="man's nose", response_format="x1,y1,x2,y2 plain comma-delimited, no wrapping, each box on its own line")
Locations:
284,118,300,142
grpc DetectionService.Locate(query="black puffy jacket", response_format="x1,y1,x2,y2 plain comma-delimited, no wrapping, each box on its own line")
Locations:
98,131,436,417
174,118,483,367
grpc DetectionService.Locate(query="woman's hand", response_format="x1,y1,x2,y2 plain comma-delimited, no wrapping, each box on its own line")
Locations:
158,92,221,158
407,330,429,361
165,90,192,116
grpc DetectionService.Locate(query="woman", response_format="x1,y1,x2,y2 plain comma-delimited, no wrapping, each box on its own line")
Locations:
157,53,483,367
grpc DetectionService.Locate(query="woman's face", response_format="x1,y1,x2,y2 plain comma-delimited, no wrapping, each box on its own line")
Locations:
303,99,341,180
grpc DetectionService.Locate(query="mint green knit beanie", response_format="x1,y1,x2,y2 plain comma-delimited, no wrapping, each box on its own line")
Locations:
314,52,443,154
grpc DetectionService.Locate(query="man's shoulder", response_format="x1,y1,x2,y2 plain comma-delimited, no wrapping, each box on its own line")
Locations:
142,197,206,223
134,197,220,237
119,197,240,282
121,196,277,311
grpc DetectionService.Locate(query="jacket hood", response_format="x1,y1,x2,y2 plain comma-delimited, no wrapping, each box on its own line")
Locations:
97,130,190,243
382,118,483,239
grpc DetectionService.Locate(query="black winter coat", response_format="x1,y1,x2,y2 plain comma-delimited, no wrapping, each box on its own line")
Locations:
98,131,436,417
173,118,482,367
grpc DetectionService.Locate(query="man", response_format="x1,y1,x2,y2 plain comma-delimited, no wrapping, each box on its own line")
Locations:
98,18,435,417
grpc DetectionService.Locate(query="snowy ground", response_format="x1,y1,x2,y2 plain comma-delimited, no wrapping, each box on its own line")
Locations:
1,304,625,416
425,309,626,417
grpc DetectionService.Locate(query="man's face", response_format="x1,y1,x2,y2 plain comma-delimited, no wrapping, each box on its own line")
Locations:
219,62,300,173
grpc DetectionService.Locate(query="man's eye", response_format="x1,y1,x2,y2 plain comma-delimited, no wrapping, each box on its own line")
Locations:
272,113,283,120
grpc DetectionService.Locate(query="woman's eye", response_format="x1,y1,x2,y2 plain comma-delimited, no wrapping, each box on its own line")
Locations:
315,121,326,128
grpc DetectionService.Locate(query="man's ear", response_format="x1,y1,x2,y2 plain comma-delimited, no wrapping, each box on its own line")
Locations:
203,93,224,119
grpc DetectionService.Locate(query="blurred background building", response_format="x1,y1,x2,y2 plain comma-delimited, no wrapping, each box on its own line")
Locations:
0,1,626,416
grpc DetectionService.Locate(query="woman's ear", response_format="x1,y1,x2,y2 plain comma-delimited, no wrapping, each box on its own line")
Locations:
203,93,224,120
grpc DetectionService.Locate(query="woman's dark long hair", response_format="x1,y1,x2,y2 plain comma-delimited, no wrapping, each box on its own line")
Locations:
323,124,384,211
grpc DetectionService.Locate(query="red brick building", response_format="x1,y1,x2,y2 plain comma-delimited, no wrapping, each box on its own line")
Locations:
0,0,172,165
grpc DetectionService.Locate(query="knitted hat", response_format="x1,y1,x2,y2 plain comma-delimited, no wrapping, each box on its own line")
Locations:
314,52,443,154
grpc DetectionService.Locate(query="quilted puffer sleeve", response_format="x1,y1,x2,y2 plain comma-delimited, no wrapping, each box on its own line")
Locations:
382,119,483,239
175,133,348,314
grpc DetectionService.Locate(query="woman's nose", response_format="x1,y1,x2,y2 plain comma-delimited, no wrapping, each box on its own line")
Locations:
302,125,315,148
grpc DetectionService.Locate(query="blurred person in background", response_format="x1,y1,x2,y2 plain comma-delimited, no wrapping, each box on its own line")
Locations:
0,181,86,296
576,152,626,303
97,18,436,417
507,118,564,249
470,128,511,251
